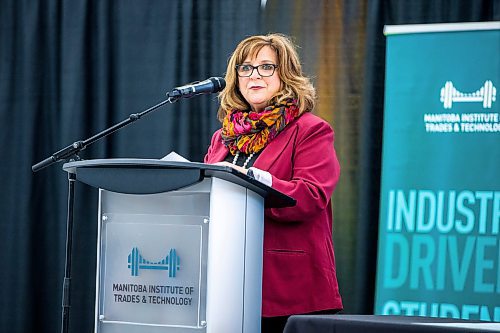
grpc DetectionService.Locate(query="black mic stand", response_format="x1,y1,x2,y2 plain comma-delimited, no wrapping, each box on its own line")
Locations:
32,94,179,333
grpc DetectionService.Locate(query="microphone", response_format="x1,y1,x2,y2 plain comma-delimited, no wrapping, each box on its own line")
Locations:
167,77,226,99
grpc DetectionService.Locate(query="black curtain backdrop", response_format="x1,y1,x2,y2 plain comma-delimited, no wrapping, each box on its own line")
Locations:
0,1,261,332
1,1,499,333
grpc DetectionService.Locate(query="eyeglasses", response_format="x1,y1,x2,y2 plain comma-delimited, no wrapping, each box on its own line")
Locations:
235,64,278,77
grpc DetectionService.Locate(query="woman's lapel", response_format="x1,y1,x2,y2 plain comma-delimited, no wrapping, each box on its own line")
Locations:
253,124,298,171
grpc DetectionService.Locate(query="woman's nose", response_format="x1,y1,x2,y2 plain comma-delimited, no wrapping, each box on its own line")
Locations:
250,67,262,79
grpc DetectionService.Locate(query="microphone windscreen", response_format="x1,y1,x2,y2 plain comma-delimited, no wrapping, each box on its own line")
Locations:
209,77,226,92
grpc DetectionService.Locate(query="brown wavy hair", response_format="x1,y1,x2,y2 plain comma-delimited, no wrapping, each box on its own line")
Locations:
217,33,316,122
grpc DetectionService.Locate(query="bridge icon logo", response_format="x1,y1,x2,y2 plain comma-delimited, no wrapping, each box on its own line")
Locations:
440,80,496,109
127,247,180,278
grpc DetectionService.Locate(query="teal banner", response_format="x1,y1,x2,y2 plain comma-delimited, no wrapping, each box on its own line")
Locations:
374,23,500,322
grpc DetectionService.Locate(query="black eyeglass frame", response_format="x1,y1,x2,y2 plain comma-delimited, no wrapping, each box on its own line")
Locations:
235,64,279,77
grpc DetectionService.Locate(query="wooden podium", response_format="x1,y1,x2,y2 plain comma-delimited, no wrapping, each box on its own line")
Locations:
63,159,294,333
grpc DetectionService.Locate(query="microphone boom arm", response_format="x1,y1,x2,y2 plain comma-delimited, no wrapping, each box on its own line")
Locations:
32,76,225,172
31,97,175,172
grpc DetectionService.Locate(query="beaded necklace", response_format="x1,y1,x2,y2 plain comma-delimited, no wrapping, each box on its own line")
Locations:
232,151,254,169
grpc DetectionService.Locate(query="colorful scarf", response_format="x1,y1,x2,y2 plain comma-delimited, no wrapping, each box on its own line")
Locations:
221,99,299,155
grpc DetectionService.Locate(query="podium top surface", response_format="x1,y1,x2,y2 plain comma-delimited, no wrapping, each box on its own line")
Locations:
63,159,295,208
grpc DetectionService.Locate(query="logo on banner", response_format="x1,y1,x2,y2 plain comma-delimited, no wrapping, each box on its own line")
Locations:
128,247,180,278
440,80,496,109
423,80,499,133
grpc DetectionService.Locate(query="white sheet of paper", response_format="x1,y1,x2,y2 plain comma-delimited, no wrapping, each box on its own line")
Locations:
160,151,190,162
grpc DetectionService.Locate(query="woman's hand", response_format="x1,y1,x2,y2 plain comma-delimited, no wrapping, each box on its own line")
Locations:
213,161,248,175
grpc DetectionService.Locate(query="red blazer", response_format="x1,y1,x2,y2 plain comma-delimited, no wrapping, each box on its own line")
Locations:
204,112,343,317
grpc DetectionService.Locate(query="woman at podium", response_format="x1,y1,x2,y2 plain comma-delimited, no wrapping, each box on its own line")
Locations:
204,33,342,333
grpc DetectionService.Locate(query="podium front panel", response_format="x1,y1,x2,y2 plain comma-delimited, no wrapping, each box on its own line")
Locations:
96,181,210,333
